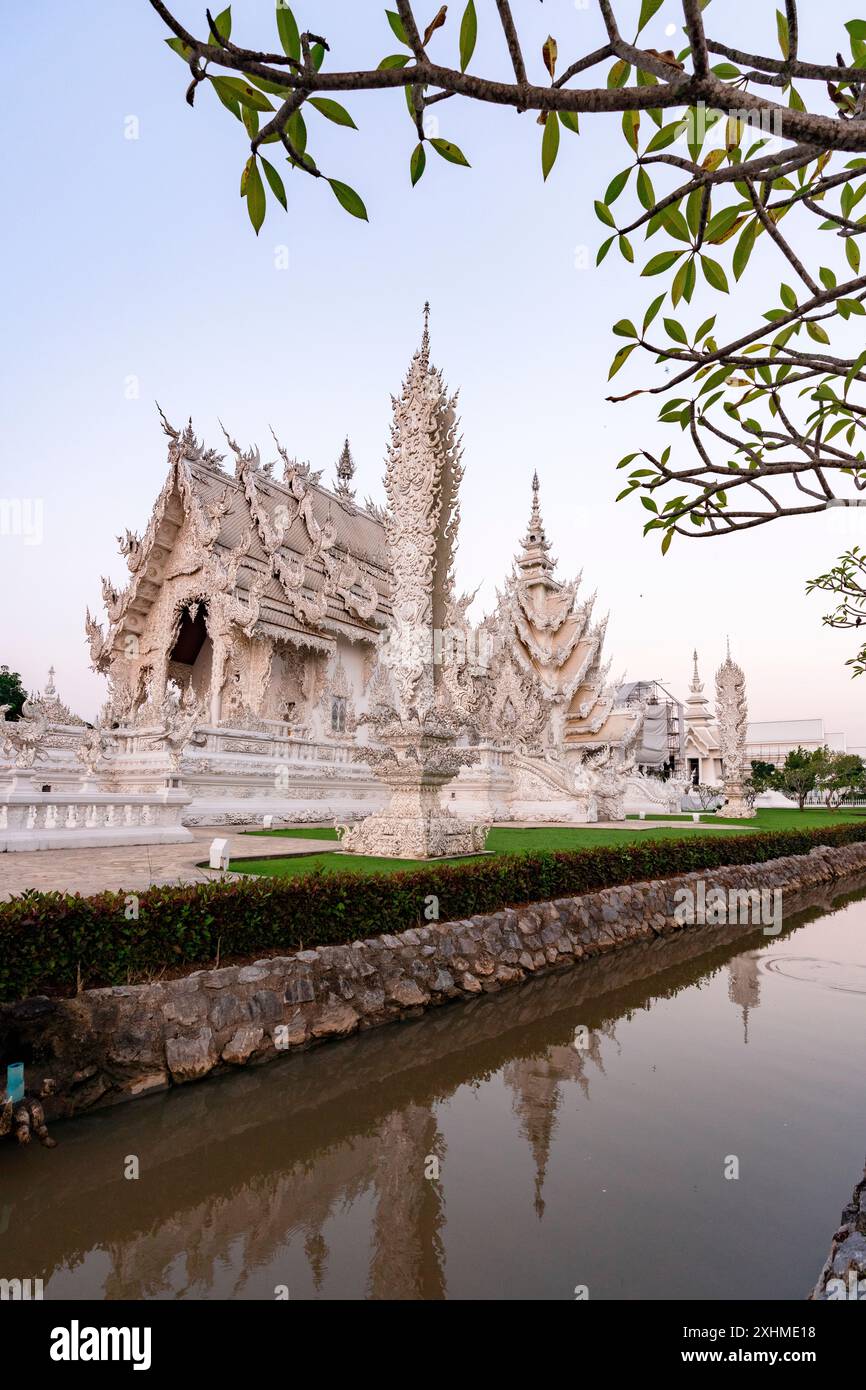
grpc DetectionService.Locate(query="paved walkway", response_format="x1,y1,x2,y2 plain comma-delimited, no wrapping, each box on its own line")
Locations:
0,828,329,899
0,818,747,900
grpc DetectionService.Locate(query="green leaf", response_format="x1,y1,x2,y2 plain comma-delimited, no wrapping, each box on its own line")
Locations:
559,110,580,135
287,109,307,156
328,178,368,220
210,6,232,44
819,266,837,291
846,236,862,272
776,8,789,58
642,250,685,276
410,141,426,186
733,218,758,279
242,102,259,139
705,206,743,243
311,42,325,71
308,97,357,128
779,282,797,310
261,156,287,210
541,112,560,181
637,0,665,34
646,121,685,152
609,343,638,379
594,200,615,227
664,317,688,344
622,109,639,153
660,527,674,555
672,256,695,305
210,76,274,112
597,236,614,266
244,71,295,97
643,293,665,332
378,53,411,69
641,495,659,513
613,319,638,338
806,320,831,344
430,137,470,166
165,36,194,62
608,59,631,89
243,156,266,234
211,78,242,119
845,349,866,395
459,0,477,72
659,205,692,242
276,3,301,61
636,168,655,210
619,234,634,263
605,168,630,204
386,9,409,46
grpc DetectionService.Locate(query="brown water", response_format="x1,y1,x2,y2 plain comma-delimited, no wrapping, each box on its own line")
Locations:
3,881,866,1301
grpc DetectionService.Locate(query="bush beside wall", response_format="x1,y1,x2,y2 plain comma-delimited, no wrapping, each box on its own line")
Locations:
3,821,866,1002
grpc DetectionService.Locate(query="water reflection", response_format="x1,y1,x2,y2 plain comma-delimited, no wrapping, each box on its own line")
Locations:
3,875,866,1301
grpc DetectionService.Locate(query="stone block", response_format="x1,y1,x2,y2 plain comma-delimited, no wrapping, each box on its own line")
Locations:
165,1029,218,1084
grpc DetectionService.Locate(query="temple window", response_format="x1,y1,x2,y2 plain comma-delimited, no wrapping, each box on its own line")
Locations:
331,696,347,734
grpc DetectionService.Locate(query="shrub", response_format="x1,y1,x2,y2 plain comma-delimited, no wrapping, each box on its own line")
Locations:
2,820,865,1001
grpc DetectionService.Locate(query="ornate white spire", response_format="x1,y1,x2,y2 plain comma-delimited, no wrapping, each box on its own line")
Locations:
340,317,487,860
517,472,555,582
685,648,713,727
690,648,701,693
382,308,463,718
715,642,755,818
335,436,356,499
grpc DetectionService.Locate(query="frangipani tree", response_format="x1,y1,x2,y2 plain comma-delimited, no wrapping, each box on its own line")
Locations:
149,0,866,670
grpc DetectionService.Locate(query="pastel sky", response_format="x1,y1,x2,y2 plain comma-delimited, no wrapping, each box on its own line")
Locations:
3,1,864,744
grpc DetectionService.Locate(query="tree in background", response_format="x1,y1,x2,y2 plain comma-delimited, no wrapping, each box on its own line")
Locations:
0,666,27,721
772,744,823,809
148,0,866,670
750,758,777,793
812,747,866,806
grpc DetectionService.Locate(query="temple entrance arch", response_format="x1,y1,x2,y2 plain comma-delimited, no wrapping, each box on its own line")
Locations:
168,601,213,706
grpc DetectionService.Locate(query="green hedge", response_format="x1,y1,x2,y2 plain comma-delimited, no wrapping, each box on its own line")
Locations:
2,820,866,1002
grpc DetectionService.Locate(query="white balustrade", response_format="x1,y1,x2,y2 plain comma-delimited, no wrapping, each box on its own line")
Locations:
0,779,193,851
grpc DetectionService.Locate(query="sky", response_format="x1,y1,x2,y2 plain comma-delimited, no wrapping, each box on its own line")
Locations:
2,1,865,744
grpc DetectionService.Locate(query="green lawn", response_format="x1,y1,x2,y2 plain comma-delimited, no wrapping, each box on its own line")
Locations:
228,808,865,880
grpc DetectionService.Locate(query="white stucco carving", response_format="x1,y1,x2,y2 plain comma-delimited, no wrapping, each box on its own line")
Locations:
715,641,756,819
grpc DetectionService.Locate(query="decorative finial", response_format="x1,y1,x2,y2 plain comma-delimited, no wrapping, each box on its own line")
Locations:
420,300,431,365
335,436,356,498
46,665,56,696
530,471,542,530
690,649,702,694
726,634,731,660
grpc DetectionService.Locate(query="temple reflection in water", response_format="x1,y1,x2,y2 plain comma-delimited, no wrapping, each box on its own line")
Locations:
14,880,866,1305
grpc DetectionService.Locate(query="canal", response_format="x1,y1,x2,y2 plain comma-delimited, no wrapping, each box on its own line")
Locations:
3,876,866,1300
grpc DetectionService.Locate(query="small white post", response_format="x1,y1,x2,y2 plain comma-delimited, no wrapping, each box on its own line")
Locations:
209,837,230,871
262,814,274,830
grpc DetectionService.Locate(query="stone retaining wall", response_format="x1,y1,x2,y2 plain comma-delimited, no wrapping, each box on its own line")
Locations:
5,839,866,1120
810,1160,866,1300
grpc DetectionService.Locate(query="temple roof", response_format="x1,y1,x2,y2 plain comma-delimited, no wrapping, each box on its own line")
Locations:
92,418,394,667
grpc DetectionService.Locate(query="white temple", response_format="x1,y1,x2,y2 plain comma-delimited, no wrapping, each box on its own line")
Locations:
3,314,724,852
